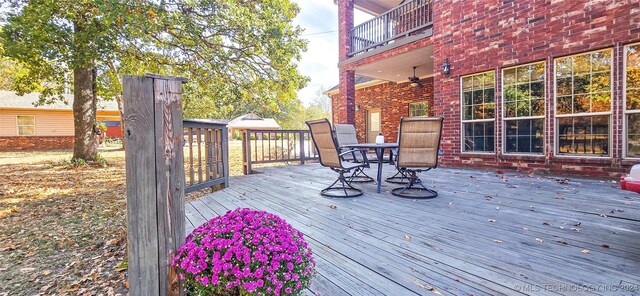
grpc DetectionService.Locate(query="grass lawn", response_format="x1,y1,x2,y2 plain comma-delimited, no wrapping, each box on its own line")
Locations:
0,141,270,295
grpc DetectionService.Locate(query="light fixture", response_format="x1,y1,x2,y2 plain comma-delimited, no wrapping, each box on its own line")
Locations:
441,58,451,75
408,66,420,87
355,104,361,111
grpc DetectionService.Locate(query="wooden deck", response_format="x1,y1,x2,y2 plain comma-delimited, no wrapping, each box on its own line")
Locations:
185,164,640,296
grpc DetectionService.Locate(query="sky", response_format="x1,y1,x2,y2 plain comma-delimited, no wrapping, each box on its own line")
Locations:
292,0,371,106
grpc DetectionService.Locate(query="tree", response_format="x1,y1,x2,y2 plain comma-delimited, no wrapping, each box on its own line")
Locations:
1,0,307,161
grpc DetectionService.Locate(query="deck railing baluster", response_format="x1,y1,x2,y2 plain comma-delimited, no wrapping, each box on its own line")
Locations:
183,120,228,193
348,0,432,56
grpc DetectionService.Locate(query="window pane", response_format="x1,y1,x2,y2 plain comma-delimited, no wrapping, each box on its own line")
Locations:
409,102,429,117
462,76,473,91
574,95,590,113
556,78,572,96
463,122,494,152
557,115,609,155
472,90,483,105
504,119,544,154
556,57,572,77
504,68,516,85
503,62,545,119
531,82,544,98
531,63,545,81
463,105,473,120
557,96,572,115
532,99,545,116
591,50,611,72
592,93,611,112
18,126,35,136
627,89,640,110
626,44,640,112
555,49,612,115
17,116,35,126
628,113,640,157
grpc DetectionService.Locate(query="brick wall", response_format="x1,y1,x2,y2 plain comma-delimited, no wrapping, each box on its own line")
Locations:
330,77,434,143
0,136,74,151
335,0,640,177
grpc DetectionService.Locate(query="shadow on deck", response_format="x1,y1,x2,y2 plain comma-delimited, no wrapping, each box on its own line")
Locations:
185,164,640,296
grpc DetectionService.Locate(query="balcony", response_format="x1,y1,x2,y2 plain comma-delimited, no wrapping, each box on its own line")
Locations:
349,0,433,57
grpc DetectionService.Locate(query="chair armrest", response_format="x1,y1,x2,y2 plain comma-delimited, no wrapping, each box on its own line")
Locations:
339,148,369,167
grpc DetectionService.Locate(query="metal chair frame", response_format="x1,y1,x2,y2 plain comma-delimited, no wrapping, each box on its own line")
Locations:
391,117,443,199
307,119,370,198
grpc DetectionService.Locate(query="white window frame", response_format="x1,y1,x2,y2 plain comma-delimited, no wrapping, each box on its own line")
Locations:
460,71,496,154
408,101,429,117
553,48,613,158
501,61,546,156
16,115,36,136
624,42,640,159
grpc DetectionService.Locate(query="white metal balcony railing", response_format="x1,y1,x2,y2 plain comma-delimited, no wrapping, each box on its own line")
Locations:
349,0,433,56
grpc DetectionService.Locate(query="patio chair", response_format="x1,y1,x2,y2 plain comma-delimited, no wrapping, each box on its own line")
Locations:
306,119,370,198
386,127,409,184
391,117,443,199
334,124,374,183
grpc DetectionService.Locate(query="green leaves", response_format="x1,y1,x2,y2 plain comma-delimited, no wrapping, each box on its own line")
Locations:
2,0,308,120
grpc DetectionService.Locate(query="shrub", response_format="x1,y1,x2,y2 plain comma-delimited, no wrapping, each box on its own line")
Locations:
173,208,316,295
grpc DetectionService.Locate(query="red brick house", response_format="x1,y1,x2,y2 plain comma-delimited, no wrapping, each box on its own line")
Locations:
328,0,640,177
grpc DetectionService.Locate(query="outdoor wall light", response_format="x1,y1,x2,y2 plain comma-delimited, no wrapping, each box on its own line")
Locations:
355,104,361,111
441,58,451,75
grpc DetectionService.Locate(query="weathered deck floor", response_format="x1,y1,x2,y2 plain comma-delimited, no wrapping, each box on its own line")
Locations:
186,164,640,296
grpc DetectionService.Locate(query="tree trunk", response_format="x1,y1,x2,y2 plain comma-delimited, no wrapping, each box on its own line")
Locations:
115,94,126,149
72,67,98,161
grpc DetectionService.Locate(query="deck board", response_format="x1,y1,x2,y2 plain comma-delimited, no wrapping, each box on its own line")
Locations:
186,164,640,296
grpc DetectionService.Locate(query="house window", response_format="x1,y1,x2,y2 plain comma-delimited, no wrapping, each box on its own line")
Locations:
555,49,611,156
503,62,545,154
462,71,495,152
625,43,640,158
409,102,429,117
16,115,35,136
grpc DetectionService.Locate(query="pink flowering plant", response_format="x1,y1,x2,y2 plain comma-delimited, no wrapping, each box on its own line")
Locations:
172,208,316,295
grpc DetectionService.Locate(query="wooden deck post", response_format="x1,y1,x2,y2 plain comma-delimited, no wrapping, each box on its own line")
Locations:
123,74,187,296
299,131,306,165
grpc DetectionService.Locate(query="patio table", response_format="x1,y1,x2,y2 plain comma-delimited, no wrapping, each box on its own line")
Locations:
342,143,399,193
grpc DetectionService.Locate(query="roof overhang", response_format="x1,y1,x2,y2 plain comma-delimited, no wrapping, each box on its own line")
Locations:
344,0,405,16
352,45,434,83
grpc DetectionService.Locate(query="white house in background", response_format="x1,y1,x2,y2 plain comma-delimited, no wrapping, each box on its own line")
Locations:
227,113,281,138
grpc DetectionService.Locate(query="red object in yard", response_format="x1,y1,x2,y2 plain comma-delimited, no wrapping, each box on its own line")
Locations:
106,126,122,138
621,164,640,194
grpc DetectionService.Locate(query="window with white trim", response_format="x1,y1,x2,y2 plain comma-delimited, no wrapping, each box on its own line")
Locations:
503,62,545,154
555,49,611,156
626,43,640,158
409,101,429,117
16,115,35,136
462,71,495,152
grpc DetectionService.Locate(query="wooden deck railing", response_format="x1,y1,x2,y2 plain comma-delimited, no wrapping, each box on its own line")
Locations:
349,0,433,56
242,129,318,174
183,119,229,193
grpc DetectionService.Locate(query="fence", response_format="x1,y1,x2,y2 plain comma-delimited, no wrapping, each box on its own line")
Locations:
242,129,318,174
183,119,229,193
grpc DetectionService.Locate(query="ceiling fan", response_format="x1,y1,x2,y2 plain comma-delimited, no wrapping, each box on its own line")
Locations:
408,66,421,87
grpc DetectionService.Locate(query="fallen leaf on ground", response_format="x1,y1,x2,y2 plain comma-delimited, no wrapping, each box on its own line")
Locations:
404,235,412,241
493,240,503,244
542,222,550,226
488,219,496,223
581,249,590,254
601,244,610,248
535,238,544,243
328,205,337,209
